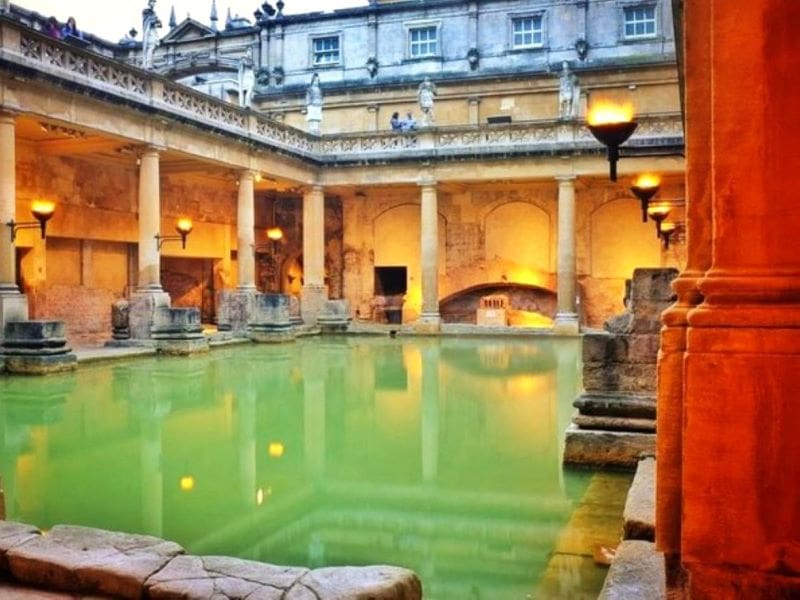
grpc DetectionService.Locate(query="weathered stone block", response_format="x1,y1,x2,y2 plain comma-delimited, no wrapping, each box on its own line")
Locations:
563,424,655,468
626,333,661,362
0,293,29,344
6,525,185,599
583,362,657,393
317,300,352,333
2,320,78,374
583,332,629,363
598,540,665,600
249,294,295,343
573,393,656,419
128,291,170,340
111,300,130,340
629,268,679,304
151,307,209,355
294,566,422,600
573,414,656,432
623,457,656,541
4,353,78,375
216,290,256,335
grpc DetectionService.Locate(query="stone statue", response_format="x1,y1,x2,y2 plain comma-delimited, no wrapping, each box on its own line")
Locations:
142,0,162,69
238,56,255,108
305,72,323,134
558,61,580,120
417,77,437,126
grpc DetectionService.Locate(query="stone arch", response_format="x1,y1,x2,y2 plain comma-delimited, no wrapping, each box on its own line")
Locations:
589,198,662,278
484,201,553,288
373,203,447,321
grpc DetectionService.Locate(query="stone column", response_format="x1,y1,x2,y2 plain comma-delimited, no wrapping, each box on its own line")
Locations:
217,171,257,335
418,180,440,331
237,170,257,292
137,147,162,292
655,0,713,568
301,185,327,324
129,147,170,340
676,1,800,597
554,176,579,334
0,111,28,340
468,97,481,126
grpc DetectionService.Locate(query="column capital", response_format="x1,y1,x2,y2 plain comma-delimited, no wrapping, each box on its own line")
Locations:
555,175,577,183
418,178,437,189
238,169,257,182
302,184,324,196
0,109,18,124
137,144,164,158
467,96,481,105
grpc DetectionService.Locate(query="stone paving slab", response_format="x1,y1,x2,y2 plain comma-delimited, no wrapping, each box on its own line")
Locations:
563,423,655,469
598,540,665,600
6,524,185,599
0,522,422,600
623,457,656,541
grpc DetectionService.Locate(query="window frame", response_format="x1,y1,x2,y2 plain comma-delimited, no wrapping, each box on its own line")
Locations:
506,10,547,53
405,21,441,60
309,32,342,68
510,14,545,50
620,2,658,41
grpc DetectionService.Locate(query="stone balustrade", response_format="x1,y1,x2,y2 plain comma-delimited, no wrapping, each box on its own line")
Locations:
0,16,684,167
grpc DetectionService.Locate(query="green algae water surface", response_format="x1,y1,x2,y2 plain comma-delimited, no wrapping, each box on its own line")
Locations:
0,336,629,599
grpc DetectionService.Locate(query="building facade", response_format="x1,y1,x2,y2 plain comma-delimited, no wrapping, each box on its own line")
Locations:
0,0,683,344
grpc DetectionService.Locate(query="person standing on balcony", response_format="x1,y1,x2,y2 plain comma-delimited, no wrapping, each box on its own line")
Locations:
61,17,82,39
45,16,62,39
390,112,402,131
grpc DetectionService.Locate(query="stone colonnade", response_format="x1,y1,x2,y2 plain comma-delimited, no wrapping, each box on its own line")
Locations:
657,0,800,596
0,117,584,336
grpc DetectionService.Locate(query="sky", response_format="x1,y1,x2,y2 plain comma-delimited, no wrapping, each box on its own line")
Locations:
16,0,369,41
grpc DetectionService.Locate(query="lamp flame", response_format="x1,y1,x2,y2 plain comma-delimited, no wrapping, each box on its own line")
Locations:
176,218,193,234
266,227,283,241
587,100,635,126
660,222,676,234
31,200,56,219
633,173,661,189
647,205,671,219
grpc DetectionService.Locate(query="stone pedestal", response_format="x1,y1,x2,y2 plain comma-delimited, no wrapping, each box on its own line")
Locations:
413,313,441,334
0,293,28,344
317,300,352,333
150,307,209,355
128,291,171,340
564,268,677,468
216,290,256,336
249,294,295,343
1,320,77,375
111,300,130,340
288,295,303,328
300,284,327,326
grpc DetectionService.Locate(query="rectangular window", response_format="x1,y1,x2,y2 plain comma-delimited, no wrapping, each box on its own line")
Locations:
512,16,543,48
312,36,340,65
409,26,438,58
624,5,657,38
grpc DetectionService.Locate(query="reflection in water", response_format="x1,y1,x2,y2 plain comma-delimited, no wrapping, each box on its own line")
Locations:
0,336,628,599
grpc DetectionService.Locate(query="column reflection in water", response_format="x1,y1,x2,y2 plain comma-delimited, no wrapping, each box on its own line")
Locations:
0,336,627,600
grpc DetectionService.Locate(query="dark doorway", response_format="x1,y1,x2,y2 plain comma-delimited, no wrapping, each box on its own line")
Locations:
374,266,407,296
374,266,407,324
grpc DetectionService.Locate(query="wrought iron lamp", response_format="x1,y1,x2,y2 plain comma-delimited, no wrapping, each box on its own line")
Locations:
647,205,671,238
660,222,677,249
630,174,661,222
7,200,56,241
156,218,193,250
586,101,637,182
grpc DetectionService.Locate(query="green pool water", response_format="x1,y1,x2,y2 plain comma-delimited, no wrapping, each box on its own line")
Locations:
0,336,630,599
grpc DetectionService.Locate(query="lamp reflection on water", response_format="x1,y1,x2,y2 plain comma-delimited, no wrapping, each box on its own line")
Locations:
268,442,285,458
179,476,195,492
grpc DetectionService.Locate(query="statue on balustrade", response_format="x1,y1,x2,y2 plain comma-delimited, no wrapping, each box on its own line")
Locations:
238,56,256,108
417,77,437,126
305,72,323,134
142,0,162,70
558,61,580,120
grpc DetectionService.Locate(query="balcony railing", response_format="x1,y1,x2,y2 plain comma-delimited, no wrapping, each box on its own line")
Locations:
0,18,684,168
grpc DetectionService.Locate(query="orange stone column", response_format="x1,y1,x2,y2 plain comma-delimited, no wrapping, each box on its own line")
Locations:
655,0,713,563
677,1,800,596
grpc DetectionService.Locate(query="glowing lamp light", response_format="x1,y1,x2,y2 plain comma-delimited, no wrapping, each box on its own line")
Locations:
630,174,662,222
256,488,264,505
647,204,672,237
268,442,285,458
586,100,638,182
7,199,57,242
179,476,195,492
660,222,677,249
266,227,283,241
156,217,193,250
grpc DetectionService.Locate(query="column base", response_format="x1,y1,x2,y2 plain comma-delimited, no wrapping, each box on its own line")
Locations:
301,284,328,325
413,312,441,334
0,291,28,344
553,312,580,335
217,290,257,336
129,291,171,340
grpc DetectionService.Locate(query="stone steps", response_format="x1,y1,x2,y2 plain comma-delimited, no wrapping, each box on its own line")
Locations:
623,457,656,541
